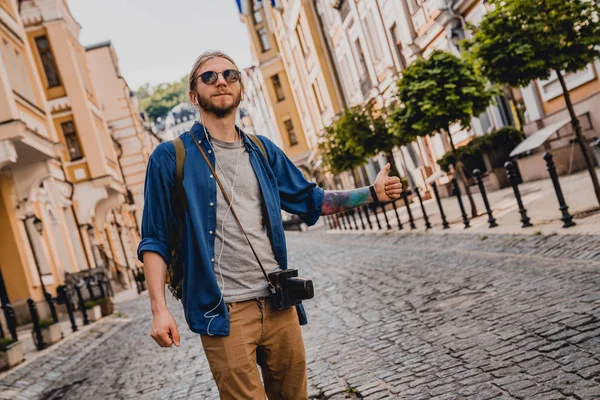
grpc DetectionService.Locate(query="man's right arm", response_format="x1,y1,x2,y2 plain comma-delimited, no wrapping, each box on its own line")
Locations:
144,251,180,347
137,143,180,348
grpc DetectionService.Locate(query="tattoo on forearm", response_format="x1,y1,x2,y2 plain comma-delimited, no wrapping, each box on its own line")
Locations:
321,188,372,215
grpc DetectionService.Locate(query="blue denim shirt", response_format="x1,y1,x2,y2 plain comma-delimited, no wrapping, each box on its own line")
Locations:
137,122,324,336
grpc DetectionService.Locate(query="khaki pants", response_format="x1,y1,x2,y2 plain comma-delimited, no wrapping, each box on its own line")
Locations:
200,298,308,400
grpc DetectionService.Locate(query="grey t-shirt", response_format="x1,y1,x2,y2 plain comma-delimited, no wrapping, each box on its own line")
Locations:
209,136,280,303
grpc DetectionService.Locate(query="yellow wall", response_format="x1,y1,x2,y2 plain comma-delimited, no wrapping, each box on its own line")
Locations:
542,78,600,115
0,178,32,302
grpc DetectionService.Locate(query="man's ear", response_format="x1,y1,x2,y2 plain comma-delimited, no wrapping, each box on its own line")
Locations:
189,91,198,107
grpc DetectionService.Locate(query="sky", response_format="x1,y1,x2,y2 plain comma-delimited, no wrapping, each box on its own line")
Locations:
67,0,254,90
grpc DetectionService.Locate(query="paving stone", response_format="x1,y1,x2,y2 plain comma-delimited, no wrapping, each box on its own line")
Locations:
1,232,600,399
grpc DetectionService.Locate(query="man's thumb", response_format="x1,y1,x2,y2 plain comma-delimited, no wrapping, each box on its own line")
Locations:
172,325,181,347
382,163,391,174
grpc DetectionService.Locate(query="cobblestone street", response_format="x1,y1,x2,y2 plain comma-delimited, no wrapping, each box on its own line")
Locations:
2,230,600,399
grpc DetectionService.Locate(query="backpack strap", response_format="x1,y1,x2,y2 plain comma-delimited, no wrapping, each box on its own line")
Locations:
172,137,187,210
247,133,268,163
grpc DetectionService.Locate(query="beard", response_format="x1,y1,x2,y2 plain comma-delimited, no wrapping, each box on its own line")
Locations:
196,89,242,119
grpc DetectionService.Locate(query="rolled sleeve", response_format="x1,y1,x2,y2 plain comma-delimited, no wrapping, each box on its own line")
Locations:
137,142,176,265
259,136,324,226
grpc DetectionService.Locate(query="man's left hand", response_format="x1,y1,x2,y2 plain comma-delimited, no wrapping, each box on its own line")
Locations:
374,163,402,202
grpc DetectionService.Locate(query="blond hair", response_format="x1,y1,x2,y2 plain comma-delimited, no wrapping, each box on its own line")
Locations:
188,50,240,93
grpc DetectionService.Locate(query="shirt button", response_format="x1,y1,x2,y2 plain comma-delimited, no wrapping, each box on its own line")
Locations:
208,150,212,154
211,258,215,262
210,202,214,207
209,230,213,235
209,174,214,179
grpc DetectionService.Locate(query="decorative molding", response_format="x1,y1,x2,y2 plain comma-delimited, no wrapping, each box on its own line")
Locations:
0,139,18,168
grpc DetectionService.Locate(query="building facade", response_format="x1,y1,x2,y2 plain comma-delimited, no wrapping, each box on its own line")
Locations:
0,0,153,324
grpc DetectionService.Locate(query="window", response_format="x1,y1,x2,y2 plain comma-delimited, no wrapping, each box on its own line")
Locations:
363,14,383,61
16,51,34,100
2,40,21,93
253,0,263,24
354,39,368,75
296,24,309,56
61,121,84,161
35,36,61,88
284,119,298,146
257,28,270,52
272,74,285,102
336,0,351,21
312,81,325,112
390,23,407,69
407,0,423,15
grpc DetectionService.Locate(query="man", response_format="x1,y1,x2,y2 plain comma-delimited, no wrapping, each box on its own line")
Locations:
138,51,402,399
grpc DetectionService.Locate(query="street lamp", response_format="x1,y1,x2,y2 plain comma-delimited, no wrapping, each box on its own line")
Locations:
33,216,43,235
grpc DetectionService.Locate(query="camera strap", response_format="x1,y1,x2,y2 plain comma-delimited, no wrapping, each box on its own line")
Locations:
190,130,277,295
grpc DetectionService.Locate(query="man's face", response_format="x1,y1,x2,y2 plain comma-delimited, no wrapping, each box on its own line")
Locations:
191,57,242,119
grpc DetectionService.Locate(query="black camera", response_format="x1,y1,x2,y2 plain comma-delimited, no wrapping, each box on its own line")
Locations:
268,269,314,310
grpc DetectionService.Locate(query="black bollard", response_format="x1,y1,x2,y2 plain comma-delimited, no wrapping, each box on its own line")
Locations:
392,201,403,230
349,209,359,230
451,177,471,229
371,204,382,230
401,190,417,229
57,286,77,333
543,153,576,228
98,277,106,299
505,161,533,228
356,207,366,230
431,182,450,229
344,212,353,230
473,169,498,228
380,203,392,230
340,213,347,230
363,205,373,230
74,284,90,326
86,278,96,301
28,299,46,350
326,216,333,230
415,187,432,230
2,303,18,340
45,292,59,324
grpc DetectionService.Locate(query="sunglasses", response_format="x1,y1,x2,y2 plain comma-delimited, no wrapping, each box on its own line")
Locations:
197,69,241,85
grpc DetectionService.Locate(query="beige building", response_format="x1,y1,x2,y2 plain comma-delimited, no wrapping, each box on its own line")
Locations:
237,0,313,173
0,0,150,324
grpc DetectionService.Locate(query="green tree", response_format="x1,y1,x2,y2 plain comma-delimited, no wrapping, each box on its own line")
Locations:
318,106,374,187
136,76,188,122
467,0,600,205
391,50,497,217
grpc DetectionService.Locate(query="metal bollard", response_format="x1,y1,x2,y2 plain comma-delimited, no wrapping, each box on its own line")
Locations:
505,161,533,228
415,187,432,230
371,204,382,230
451,177,471,229
57,286,78,333
74,284,90,326
392,200,403,230
380,203,392,230
340,213,347,230
473,169,498,228
431,182,450,229
98,277,106,299
543,153,576,228
363,205,373,230
28,299,46,350
86,278,96,301
45,292,59,324
349,209,359,230
2,303,18,341
356,207,366,230
401,190,417,229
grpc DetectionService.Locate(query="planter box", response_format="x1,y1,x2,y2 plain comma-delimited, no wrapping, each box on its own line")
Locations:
99,300,114,317
41,323,63,345
87,305,102,322
0,341,24,371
